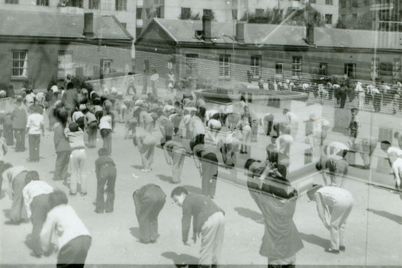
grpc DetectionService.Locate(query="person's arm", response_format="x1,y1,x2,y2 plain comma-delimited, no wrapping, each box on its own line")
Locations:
315,193,330,229
22,186,32,218
40,116,45,136
26,116,31,134
181,202,192,244
40,210,56,253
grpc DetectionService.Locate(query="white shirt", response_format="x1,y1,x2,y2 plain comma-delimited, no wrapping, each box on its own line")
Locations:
326,142,349,158
392,158,402,183
387,147,402,158
22,181,53,218
2,166,26,198
26,113,44,135
40,205,91,252
99,114,112,130
72,111,84,123
190,116,205,138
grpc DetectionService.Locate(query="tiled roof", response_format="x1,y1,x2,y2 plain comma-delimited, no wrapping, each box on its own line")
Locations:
0,9,132,40
145,18,401,50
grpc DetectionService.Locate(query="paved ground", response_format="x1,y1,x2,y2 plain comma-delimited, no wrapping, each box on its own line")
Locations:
1,113,402,266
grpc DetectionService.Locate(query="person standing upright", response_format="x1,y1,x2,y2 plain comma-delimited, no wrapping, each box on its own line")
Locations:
307,185,354,254
26,105,44,162
12,96,28,152
53,107,71,183
99,100,114,155
171,187,225,268
95,148,117,213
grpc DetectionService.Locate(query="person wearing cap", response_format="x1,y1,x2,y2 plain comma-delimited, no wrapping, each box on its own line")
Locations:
133,184,166,243
163,140,187,183
307,185,354,254
381,140,402,189
12,96,28,152
95,148,117,213
65,122,87,196
26,105,45,162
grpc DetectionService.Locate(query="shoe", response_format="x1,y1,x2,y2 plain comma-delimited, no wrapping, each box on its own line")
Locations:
340,245,346,251
325,248,340,254
94,209,104,214
105,209,113,213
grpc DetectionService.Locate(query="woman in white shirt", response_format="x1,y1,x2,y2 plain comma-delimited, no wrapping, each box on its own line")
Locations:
40,190,91,267
99,100,114,155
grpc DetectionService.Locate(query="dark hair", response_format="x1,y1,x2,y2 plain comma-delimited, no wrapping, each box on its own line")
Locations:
171,186,188,198
381,140,391,146
25,170,40,184
48,190,68,209
54,107,69,127
68,122,79,132
98,148,108,157
244,158,259,171
66,82,74,90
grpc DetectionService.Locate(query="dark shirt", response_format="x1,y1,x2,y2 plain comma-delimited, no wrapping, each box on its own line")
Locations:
62,89,78,110
181,193,224,242
95,156,115,177
133,184,166,204
53,123,71,153
11,106,27,129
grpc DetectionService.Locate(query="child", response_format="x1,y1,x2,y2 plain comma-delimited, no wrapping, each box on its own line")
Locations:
26,105,45,162
84,106,98,148
65,122,87,196
99,100,114,155
95,148,117,213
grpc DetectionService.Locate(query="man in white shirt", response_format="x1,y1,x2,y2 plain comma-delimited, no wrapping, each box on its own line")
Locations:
392,158,402,189
22,172,53,256
40,191,91,266
26,105,44,162
307,185,354,254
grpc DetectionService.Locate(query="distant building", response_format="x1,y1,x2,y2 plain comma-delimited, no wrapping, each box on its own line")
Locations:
0,10,133,89
0,0,137,40
135,18,402,84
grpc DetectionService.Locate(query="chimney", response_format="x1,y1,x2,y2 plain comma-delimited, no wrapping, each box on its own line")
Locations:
236,22,245,42
83,13,94,38
202,15,212,41
306,22,314,45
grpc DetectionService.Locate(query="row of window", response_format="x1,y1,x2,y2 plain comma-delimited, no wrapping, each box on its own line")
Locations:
186,54,399,79
9,50,113,79
4,0,128,11
309,0,334,4
340,0,373,9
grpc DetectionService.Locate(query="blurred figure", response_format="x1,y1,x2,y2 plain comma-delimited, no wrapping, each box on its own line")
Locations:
12,96,27,152
163,140,187,184
95,148,117,213
193,144,219,199
52,107,71,182
307,185,354,254
26,105,44,162
133,184,166,243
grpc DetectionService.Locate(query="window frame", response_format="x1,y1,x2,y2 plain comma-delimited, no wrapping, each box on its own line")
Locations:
115,0,127,11
12,50,28,78
36,0,49,6
219,54,231,79
89,0,100,10
292,56,302,76
325,0,333,5
185,53,199,76
136,7,143,18
319,63,328,76
275,63,283,75
250,55,262,78
57,50,74,79
181,7,191,19
325,14,333,24
101,59,113,75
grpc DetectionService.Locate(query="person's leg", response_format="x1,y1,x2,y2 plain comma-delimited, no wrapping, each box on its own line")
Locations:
78,150,87,194
105,168,117,213
339,204,353,249
14,129,20,151
30,195,49,256
172,150,185,183
69,151,78,195
34,135,40,161
199,213,222,266
134,196,153,242
9,173,28,222
149,196,166,241
329,204,348,250
28,135,34,160
57,236,91,267
61,151,71,182
95,173,107,213
212,213,225,264
203,153,218,198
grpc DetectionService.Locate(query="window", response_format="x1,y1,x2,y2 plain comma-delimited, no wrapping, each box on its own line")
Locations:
115,0,127,11
365,0,370,5
181,7,191,19
319,63,328,75
5,0,18,4
250,55,262,77
379,62,393,76
255,8,264,17
136,27,143,37
89,0,100,9
219,55,231,78
325,14,333,24
155,6,163,18
352,13,357,19
65,0,83,7
292,56,302,76
12,50,28,77
352,1,358,8
340,0,346,8
275,63,283,75
58,51,73,78
344,63,356,79
232,9,238,20
325,0,333,5
185,54,199,76
36,0,48,6
120,22,127,29
101,59,113,75
136,7,143,18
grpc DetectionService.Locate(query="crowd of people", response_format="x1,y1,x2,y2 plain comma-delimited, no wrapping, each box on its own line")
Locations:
0,74,401,268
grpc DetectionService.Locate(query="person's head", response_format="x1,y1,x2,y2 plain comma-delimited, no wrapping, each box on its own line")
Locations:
283,108,289,115
98,148,109,157
380,140,391,152
171,186,188,207
54,107,69,127
244,158,259,171
48,190,68,209
66,82,74,90
15,95,23,106
306,184,322,201
68,122,79,132
351,108,359,116
25,170,40,184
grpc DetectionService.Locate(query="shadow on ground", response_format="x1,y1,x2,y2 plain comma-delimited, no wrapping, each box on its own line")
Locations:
299,232,328,249
234,207,263,224
367,208,402,224
161,251,199,268
183,185,202,194
157,174,173,184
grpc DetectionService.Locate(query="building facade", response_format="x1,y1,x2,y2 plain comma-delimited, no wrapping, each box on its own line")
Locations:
135,18,402,85
0,10,132,90
0,0,137,40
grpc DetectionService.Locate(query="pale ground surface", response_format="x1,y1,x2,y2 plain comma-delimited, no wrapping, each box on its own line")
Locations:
1,88,402,266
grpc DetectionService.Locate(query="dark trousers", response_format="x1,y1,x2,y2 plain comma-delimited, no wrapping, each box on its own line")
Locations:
190,134,205,151
57,235,91,268
4,125,13,145
14,128,25,152
133,191,166,243
54,151,71,181
96,165,117,213
86,123,97,148
100,129,112,155
30,194,51,256
28,134,41,161
201,153,218,198
340,96,347,108
9,171,28,223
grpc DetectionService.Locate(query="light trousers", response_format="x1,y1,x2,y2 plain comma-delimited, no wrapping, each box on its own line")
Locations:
70,149,87,194
329,200,353,249
199,212,225,266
